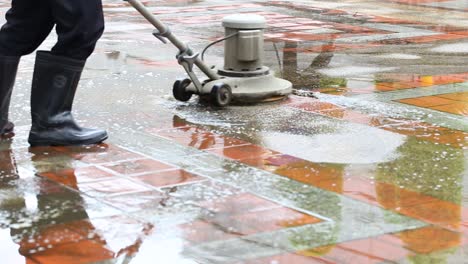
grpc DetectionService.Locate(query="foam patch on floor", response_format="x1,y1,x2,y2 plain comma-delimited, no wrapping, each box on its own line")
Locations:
262,127,406,164
431,43,468,53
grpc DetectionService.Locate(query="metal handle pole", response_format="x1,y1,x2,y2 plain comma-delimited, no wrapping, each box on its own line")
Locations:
125,0,220,80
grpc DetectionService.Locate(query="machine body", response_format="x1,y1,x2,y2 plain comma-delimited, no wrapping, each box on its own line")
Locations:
126,0,292,106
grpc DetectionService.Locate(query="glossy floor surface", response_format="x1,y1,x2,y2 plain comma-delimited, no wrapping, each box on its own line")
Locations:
1,0,468,263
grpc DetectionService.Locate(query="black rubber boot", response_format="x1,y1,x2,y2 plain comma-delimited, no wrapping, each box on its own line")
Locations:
28,51,108,146
0,56,20,138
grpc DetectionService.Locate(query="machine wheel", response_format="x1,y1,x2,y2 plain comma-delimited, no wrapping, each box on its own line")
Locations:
210,83,232,107
173,78,193,102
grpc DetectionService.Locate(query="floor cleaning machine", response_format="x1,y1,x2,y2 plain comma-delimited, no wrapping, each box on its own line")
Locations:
126,0,293,106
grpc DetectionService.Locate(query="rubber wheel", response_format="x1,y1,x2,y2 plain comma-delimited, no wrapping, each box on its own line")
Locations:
210,83,232,107
173,78,193,102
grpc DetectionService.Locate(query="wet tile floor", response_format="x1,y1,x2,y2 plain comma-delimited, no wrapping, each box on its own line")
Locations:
1,0,468,263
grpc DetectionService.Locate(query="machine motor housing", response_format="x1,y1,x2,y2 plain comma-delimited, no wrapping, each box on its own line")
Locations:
220,14,269,77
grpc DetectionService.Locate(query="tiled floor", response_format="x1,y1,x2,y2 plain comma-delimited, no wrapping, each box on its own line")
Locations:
398,91,468,116
1,0,468,263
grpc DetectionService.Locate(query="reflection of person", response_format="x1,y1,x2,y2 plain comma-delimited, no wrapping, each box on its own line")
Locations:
0,144,100,259
0,0,107,146
0,142,151,261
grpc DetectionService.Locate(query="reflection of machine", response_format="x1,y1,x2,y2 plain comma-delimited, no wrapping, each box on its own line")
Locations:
125,0,292,106
282,41,346,94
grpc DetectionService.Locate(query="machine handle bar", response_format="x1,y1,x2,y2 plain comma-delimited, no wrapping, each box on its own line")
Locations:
124,0,220,81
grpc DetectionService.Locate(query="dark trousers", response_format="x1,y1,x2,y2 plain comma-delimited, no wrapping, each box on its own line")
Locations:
0,0,104,60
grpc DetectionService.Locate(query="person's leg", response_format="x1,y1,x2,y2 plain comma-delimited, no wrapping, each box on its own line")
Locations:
28,0,107,146
0,0,54,56
0,56,19,137
50,0,105,60
0,0,54,137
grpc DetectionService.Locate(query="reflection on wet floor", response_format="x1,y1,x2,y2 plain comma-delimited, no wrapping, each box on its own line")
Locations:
1,0,468,263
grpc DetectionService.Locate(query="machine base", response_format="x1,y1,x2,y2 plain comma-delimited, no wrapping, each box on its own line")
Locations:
186,72,293,104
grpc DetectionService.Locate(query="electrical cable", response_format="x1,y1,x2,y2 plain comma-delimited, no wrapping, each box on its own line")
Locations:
272,42,283,78
201,32,238,61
